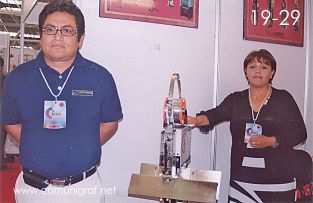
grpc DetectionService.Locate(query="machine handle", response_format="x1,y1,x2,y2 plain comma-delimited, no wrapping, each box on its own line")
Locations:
168,73,182,99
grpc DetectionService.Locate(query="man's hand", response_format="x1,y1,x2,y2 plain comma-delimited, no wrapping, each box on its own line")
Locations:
4,124,22,146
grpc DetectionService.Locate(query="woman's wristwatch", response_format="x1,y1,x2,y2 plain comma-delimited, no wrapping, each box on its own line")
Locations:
272,137,279,148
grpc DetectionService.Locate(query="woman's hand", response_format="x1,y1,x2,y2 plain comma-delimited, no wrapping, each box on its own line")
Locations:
187,115,209,126
249,135,276,148
187,116,197,125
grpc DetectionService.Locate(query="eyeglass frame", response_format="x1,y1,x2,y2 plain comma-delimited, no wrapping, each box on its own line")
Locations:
41,25,78,37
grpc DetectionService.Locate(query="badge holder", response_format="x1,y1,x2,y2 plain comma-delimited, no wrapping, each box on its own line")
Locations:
43,100,66,129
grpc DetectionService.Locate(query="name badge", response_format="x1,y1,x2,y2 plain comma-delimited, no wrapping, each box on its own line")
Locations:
43,100,66,129
244,123,262,148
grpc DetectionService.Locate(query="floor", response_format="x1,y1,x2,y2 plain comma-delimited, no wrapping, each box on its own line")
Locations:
0,156,20,203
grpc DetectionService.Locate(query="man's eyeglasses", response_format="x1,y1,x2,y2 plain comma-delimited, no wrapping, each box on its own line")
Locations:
42,26,77,36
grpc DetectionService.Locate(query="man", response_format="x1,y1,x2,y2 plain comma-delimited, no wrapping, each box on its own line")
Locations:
1,1,123,202
0,56,7,170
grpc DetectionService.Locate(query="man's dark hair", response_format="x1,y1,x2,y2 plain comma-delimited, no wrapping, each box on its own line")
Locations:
243,49,277,84
38,0,85,42
0,57,4,67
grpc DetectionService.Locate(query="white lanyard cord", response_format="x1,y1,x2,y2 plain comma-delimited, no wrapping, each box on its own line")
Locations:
39,66,75,101
248,86,271,125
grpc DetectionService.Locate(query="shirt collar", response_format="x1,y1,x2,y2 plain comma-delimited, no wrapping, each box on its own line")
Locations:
35,51,87,69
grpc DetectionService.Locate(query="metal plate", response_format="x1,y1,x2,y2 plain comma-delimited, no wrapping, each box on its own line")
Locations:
128,163,218,202
128,174,217,202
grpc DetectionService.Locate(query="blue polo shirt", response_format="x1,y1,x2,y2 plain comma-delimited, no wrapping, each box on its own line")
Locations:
1,51,123,178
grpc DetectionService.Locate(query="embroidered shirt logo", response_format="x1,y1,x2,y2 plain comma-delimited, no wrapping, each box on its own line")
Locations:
72,90,94,96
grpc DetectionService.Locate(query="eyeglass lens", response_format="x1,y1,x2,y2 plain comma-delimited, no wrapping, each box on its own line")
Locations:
43,26,77,36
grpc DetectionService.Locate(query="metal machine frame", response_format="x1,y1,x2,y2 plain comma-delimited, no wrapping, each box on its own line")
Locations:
128,73,220,203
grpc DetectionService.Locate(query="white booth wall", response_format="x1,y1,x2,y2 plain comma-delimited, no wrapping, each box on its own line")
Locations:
72,0,310,202
305,0,313,158
80,1,215,202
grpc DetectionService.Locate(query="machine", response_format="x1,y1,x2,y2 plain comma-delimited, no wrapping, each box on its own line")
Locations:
160,73,192,180
128,73,221,203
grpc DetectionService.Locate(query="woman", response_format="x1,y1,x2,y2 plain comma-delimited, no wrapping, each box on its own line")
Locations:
188,49,308,202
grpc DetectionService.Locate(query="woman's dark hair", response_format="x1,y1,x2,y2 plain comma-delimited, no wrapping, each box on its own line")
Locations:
243,49,277,84
38,0,85,42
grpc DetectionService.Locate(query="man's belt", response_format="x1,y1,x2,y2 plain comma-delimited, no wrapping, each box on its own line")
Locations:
22,166,97,189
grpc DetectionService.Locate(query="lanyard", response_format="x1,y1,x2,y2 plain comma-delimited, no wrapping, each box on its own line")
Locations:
39,66,75,101
248,86,271,125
